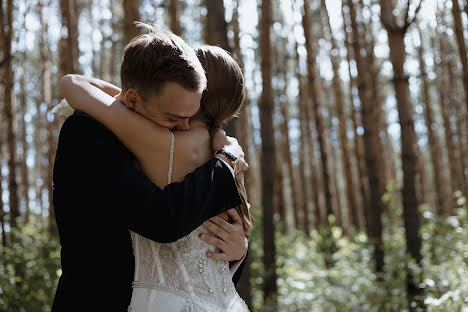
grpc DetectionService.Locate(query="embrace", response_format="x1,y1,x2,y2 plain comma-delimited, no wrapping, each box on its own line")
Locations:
51,23,251,312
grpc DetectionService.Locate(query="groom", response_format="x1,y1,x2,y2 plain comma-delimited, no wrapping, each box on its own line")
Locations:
51,28,248,311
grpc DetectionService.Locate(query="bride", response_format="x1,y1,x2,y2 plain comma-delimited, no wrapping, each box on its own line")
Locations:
59,44,251,311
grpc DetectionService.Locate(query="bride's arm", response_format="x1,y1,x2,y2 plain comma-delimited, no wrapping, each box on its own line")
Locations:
59,74,172,185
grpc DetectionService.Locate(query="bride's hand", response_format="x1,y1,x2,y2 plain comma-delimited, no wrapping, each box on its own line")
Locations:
212,130,248,172
199,208,248,261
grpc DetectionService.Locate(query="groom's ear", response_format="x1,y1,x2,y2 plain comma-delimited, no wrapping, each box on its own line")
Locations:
123,89,141,111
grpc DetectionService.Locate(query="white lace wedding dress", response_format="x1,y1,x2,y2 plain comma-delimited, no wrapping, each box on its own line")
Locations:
128,132,249,312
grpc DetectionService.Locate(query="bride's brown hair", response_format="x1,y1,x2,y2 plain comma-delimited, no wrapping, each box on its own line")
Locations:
192,45,252,235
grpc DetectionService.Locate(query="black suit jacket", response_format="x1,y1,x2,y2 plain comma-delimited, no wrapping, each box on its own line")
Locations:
51,112,243,311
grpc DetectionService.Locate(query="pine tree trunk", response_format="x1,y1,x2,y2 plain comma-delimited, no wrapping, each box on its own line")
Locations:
380,0,425,308
435,14,460,201
362,10,389,192
123,0,140,44
321,0,358,231
259,0,277,304
59,0,80,75
232,0,256,206
295,39,317,232
417,35,451,214
1,0,20,227
297,85,313,233
109,2,118,82
345,0,384,272
274,145,286,227
169,0,182,36
39,0,58,235
342,4,368,230
0,111,7,246
302,0,335,223
448,56,468,198
35,100,43,213
451,0,468,144
19,52,29,222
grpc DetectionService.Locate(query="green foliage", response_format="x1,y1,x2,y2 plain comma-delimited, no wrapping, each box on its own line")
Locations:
0,217,61,312
249,189,468,311
1,191,467,312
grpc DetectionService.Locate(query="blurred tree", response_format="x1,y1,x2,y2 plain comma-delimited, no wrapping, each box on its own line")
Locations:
341,2,368,230
1,0,20,227
259,0,278,304
232,0,257,205
297,80,313,233
19,50,29,223
108,2,119,83
123,0,140,44
169,0,182,36
435,8,460,205
447,51,468,198
416,28,451,215
344,0,384,272
321,0,358,232
39,0,57,235
59,0,79,75
301,0,336,229
293,34,313,233
379,0,426,309
451,0,468,154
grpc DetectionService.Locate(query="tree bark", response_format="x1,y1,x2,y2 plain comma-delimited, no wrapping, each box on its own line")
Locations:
435,11,461,202
417,32,451,214
169,0,182,36
19,52,29,222
39,0,58,235
448,55,468,199
59,0,80,75
321,0,358,231
380,0,425,308
0,105,6,246
1,0,20,227
259,0,277,304
341,3,368,230
302,0,335,224
123,0,140,44
294,38,315,232
451,0,468,147
345,0,384,272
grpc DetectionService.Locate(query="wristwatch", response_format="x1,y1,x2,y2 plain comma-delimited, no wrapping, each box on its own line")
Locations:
214,149,237,162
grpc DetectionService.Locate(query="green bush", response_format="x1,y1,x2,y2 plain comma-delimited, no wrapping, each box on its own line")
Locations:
248,190,468,311
1,191,467,312
0,217,61,312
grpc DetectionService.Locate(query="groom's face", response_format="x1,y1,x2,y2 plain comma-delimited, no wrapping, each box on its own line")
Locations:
124,82,202,131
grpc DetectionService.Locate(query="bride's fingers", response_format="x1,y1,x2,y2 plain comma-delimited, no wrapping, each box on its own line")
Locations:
206,251,228,261
199,233,228,251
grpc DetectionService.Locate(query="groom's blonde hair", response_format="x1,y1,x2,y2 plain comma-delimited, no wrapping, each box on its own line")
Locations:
120,22,207,100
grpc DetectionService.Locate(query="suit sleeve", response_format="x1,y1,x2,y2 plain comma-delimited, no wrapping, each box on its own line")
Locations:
59,112,242,243
230,251,248,285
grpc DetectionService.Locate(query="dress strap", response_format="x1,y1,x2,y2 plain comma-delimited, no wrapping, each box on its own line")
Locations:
168,132,175,184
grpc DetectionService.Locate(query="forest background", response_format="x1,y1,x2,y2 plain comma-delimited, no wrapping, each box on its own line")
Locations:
0,0,467,311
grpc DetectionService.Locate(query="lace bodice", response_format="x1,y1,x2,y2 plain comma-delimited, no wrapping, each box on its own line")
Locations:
130,132,248,311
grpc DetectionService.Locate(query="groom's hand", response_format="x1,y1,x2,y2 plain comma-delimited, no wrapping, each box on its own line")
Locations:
199,209,248,261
